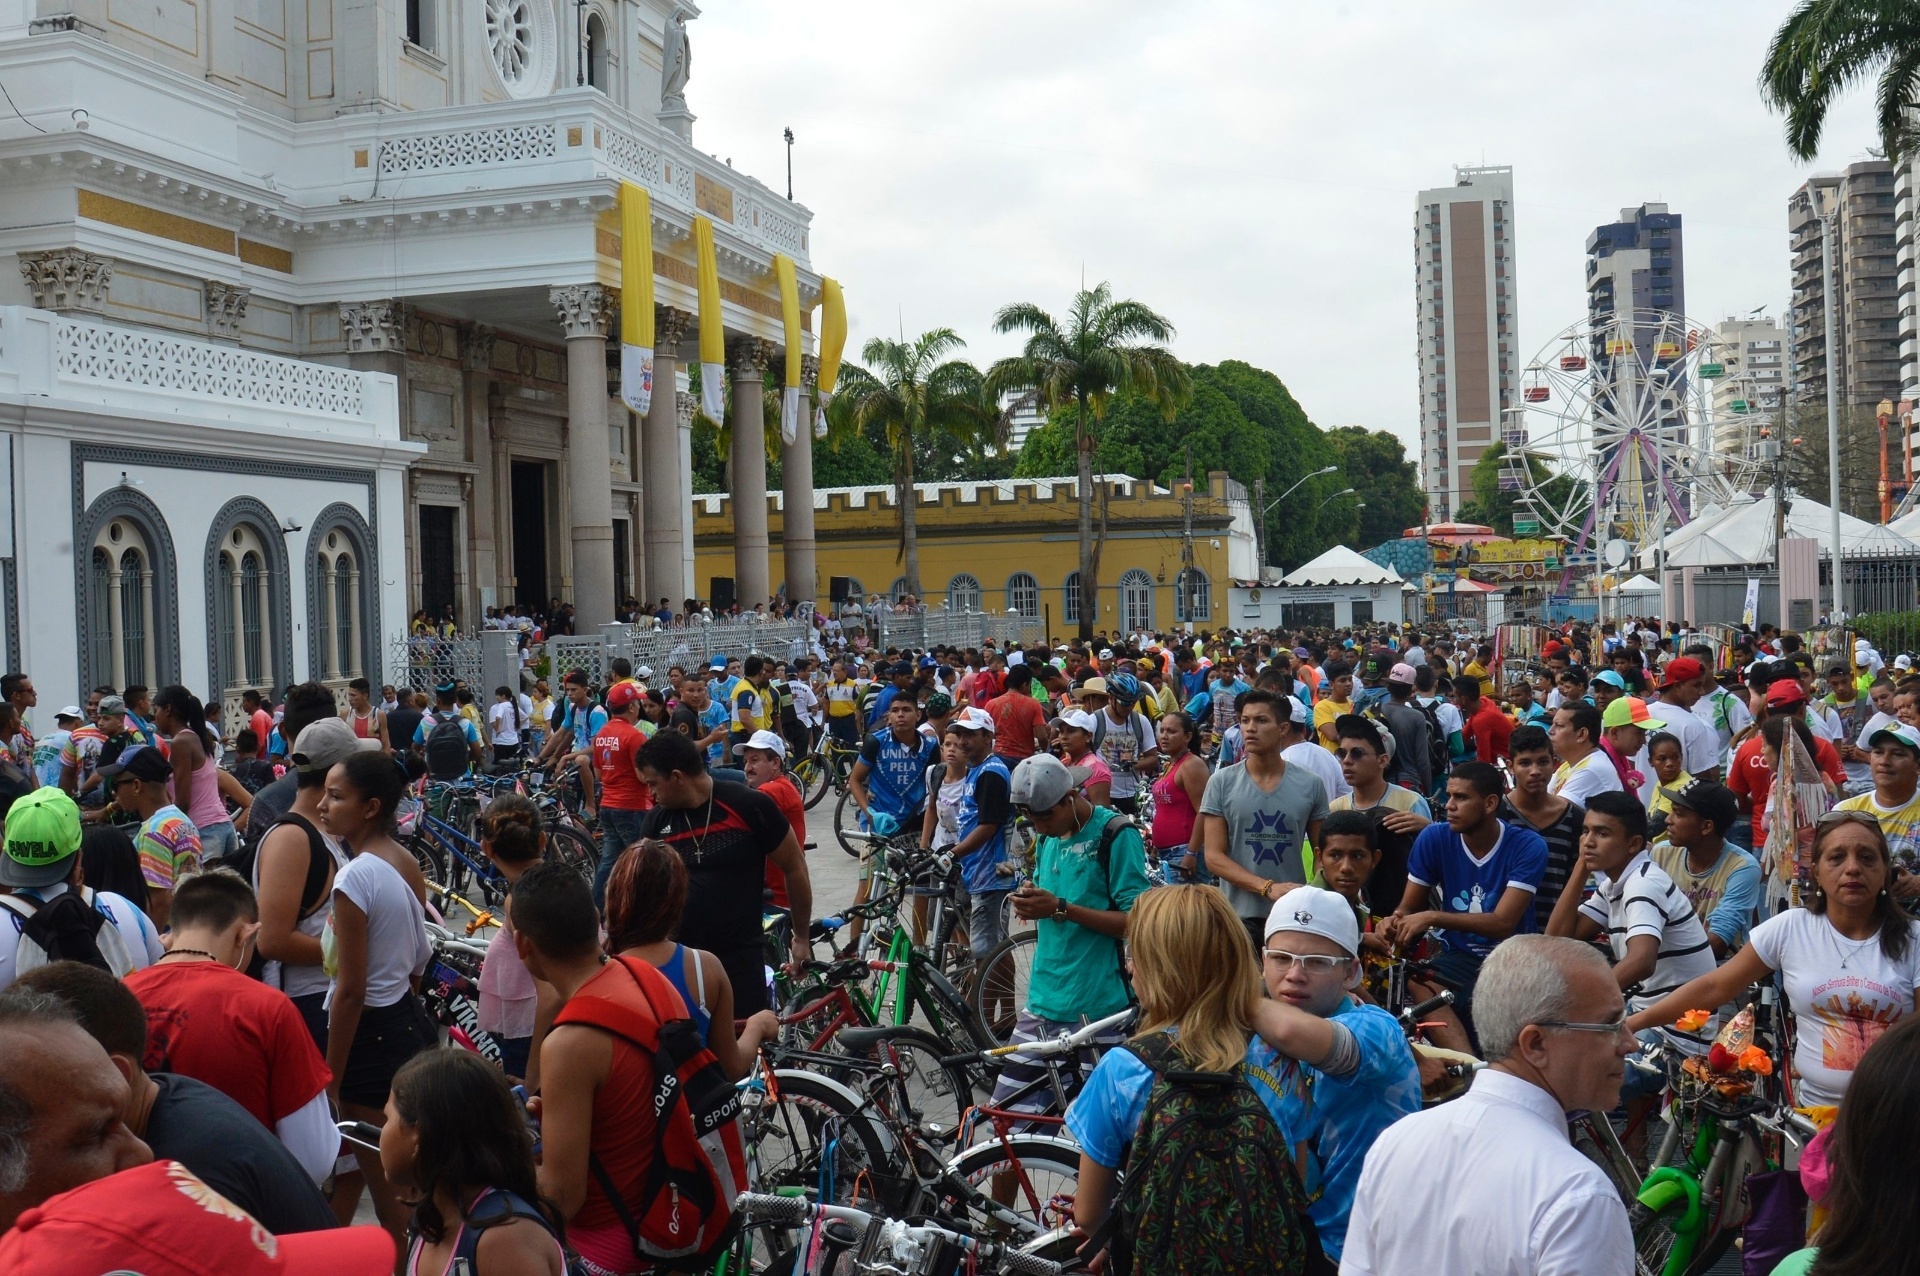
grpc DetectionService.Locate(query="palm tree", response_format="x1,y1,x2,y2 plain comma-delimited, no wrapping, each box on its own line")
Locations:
1761,0,1920,160
829,328,992,600
987,283,1189,640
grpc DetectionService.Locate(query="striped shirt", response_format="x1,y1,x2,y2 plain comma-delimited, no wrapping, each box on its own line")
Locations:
1578,851,1716,1019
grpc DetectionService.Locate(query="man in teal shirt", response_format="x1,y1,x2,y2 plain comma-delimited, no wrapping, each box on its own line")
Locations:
988,754,1151,1118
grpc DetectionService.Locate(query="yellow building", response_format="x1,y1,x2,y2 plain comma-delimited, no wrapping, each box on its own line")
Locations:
693,472,1261,639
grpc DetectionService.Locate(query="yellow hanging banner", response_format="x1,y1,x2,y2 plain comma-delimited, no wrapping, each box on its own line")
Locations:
693,215,726,419
818,276,846,396
774,255,801,446
618,182,655,415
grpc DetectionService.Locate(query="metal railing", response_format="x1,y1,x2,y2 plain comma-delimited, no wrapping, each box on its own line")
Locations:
387,634,484,691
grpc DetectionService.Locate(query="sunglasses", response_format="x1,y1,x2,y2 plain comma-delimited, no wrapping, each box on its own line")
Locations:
1261,949,1350,974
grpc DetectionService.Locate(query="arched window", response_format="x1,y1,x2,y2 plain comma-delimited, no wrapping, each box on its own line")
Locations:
78,490,179,692
947,573,982,613
585,12,608,89
1006,572,1040,620
1063,571,1082,625
1175,567,1212,623
889,576,910,602
1119,569,1155,633
307,506,378,687
217,526,276,696
841,576,863,599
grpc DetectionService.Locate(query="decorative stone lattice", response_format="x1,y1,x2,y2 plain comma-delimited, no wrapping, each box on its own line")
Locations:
54,318,367,418
377,123,558,175
19,249,113,314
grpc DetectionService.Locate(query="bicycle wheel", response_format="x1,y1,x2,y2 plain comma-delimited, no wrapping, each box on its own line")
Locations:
545,823,600,885
970,931,1037,1046
743,1072,895,1206
408,833,447,890
793,754,831,810
833,788,866,857
944,1134,1083,1243
1629,1176,1704,1276
845,1026,976,1146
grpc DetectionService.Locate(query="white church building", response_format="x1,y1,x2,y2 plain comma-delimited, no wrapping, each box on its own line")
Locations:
0,0,820,710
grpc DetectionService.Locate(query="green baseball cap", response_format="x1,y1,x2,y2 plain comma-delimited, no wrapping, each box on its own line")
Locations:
1,787,83,888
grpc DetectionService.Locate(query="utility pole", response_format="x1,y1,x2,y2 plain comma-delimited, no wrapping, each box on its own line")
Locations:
1252,476,1266,570
1181,443,1195,633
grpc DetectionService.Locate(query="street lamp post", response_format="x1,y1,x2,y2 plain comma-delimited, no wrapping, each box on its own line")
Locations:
1254,465,1338,568
1316,488,1358,511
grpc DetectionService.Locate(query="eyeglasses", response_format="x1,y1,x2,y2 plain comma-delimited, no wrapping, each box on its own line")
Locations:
1536,1014,1630,1036
1262,949,1350,974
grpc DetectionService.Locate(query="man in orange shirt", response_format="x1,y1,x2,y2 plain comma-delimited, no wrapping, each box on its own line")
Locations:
589,682,653,907
987,662,1050,770
740,728,807,910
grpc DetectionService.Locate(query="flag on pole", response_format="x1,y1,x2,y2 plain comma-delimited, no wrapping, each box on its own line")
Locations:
618,182,655,416
693,215,725,420
815,276,846,439
774,255,802,445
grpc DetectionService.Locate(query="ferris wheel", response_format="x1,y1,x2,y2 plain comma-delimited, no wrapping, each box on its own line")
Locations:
1500,308,1774,560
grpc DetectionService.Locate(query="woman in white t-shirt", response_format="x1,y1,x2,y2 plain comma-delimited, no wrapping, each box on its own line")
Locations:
1629,810,1920,1108
319,749,433,1245
488,685,524,763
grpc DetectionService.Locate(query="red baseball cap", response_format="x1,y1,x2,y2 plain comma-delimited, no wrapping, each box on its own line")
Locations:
606,681,643,710
0,1160,394,1276
1765,678,1809,709
1660,656,1705,688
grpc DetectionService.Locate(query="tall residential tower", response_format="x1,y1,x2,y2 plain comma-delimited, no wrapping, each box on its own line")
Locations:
1416,166,1518,520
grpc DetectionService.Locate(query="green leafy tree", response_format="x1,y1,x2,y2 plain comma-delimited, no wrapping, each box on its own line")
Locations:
1457,442,1588,537
828,329,994,599
1325,427,1427,551
988,283,1190,639
1761,0,1920,161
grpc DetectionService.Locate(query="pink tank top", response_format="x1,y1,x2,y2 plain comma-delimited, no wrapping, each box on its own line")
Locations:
1150,750,1198,850
185,750,229,830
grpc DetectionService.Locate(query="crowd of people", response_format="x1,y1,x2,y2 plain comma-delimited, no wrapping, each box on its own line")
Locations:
0,612,1918,1274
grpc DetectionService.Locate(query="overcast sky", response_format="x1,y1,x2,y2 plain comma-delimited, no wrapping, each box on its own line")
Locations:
692,1,1880,460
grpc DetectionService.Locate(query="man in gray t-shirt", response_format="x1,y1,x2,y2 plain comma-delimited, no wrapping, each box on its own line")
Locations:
1199,688,1330,945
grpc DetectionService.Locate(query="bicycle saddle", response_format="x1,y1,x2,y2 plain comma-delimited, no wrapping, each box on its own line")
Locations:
835,1024,922,1053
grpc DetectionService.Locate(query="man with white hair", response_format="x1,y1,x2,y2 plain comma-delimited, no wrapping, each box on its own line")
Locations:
1341,934,1635,1275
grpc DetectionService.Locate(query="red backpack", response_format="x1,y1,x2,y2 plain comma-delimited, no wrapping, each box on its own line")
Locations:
552,955,746,1267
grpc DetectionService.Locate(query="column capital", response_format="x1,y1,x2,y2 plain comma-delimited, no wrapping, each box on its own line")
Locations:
655,304,695,350
550,284,613,339
203,280,251,337
339,299,409,353
19,249,113,314
676,391,697,428
459,322,496,371
800,354,821,386
726,335,775,376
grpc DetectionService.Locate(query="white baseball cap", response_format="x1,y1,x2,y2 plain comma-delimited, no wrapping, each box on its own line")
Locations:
1055,708,1098,735
1263,885,1361,958
734,728,787,758
953,707,996,733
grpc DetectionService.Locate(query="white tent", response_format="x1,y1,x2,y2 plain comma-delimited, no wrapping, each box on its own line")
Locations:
1617,573,1661,596
1637,495,1919,568
1280,545,1405,587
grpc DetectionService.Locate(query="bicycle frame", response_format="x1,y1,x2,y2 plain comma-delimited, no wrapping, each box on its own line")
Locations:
418,811,502,891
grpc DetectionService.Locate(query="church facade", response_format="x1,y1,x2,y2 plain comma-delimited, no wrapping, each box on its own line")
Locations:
0,0,820,708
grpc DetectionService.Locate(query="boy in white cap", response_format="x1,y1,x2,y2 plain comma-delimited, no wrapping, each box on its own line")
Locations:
1248,885,1421,1263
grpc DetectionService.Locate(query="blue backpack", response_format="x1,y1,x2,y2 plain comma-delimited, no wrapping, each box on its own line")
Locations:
432,1188,582,1276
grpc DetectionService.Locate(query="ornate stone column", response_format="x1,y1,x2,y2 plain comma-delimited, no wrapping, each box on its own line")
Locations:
552,285,617,628
727,337,773,610
643,306,693,609
203,281,251,341
460,324,501,610
18,249,113,314
782,353,820,609
677,389,698,601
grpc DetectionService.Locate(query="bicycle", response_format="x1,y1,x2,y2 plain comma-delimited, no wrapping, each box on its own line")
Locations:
791,734,862,811
406,780,599,905
727,1191,1071,1276
420,922,502,1065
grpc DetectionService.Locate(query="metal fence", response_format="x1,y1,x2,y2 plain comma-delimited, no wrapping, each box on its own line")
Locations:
387,635,484,691
1691,548,1920,655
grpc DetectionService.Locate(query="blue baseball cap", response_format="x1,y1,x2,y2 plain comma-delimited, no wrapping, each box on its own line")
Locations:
709,654,729,669
1590,670,1628,691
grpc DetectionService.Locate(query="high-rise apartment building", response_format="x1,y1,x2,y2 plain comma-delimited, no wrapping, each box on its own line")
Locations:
1586,203,1684,333
1707,315,1786,460
1415,166,1517,520
1896,158,1920,462
1789,163,1900,418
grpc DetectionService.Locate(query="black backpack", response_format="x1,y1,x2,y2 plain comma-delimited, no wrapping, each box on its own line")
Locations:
0,889,139,976
424,711,472,780
1090,1031,1330,1276
1416,697,1451,790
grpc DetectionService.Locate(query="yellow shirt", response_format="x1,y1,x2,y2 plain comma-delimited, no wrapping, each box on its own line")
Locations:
1313,696,1351,752
825,678,859,718
1464,660,1494,696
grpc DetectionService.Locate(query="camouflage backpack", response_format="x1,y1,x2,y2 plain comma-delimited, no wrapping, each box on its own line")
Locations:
1094,1031,1331,1276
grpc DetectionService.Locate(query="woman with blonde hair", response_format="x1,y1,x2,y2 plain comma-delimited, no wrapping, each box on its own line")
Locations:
1066,885,1314,1272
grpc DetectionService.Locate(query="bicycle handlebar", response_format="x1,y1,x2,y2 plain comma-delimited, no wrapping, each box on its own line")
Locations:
1403,990,1453,1022
941,1006,1135,1067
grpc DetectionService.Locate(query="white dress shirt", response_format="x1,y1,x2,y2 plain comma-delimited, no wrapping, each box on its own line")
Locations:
1341,1068,1632,1276
1283,739,1352,800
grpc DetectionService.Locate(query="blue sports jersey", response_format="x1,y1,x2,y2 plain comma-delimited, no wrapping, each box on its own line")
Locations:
1244,1001,1422,1260
859,728,938,819
1405,819,1549,958
957,754,1012,893
699,700,731,766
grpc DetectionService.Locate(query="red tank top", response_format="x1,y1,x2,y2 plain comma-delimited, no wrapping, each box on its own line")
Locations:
565,961,678,1243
